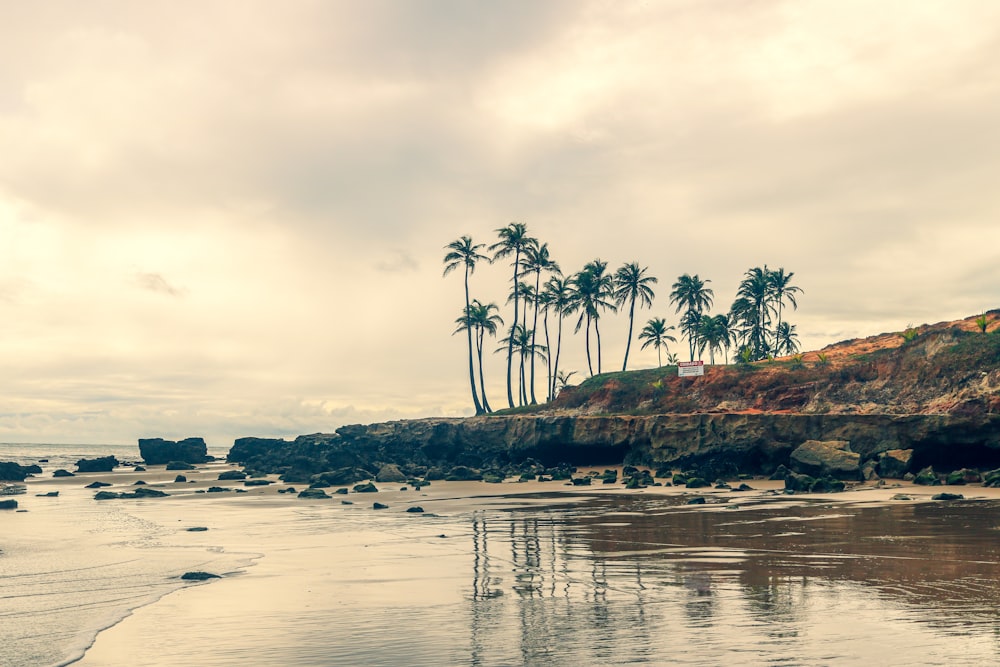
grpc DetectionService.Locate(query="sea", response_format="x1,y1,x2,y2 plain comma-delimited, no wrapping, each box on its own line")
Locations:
2,441,1000,666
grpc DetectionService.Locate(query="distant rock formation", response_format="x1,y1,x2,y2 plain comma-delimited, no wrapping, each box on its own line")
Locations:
139,438,210,465
76,456,119,473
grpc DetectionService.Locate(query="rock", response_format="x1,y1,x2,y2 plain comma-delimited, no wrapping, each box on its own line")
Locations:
181,571,220,580
789,440,861,480
424,467,446,481
174,475,187,483
139,437,209,465
571,476,592,486
297,488,330,499
733,483,754,491
186,526,209,531
341,500,353,505
983,468,1000,487
877,449,913,478
217,470,247,481
75,456,119,473
373,502,389,510
685,477,710,489
0,462,34,481
334,488,348,494
861,461,880,481
53,469,75,477
134,465,146,472
134,480,146,485
809,477,846,493
406,506,425,513
85,481,112,488
36,491,59,497
130,488,169,498
311,467,375,487
931,492,964,501
94,491,120,500
913,466,940,486
243,479,272,486
891,494,912,500
353,482,378,493
784,472,816,492
375,464,407,483
946,468,981,485
207,486,231,493
686,497,706,505
445,466,482,481
166,461,196,471
769,465,791,481
0,499,18,509
482,473,505,484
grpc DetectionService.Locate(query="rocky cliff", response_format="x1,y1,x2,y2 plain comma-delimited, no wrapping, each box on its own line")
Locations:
228,314,1000,482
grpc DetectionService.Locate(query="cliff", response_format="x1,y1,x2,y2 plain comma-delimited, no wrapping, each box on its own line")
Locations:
228,313,1000,481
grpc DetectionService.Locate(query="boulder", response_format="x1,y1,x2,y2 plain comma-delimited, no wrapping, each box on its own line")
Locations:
375,464,407,483
244,479,272,486
166,461,196,471
139,437,209,465
174,475,187,483
932,492,964,501
0,462,32,482
75,456,119,473
217,470,247,481
877,449,913,478
353,482,378,493
861,461,880,481
181,571,221,580
311,467,374,486
983,469,1000,487
445,466,482,481
789,440,861,480
945,468,981,485
373,502,389,510
53,469,75,477
297,488,329,499
913,466,941,486
0,499,18,510
85,481,112,488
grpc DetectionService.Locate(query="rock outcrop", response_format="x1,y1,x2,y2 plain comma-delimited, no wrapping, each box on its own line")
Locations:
76,456,119,473
789,440,861,480
0,462,34,481
139,438,210,465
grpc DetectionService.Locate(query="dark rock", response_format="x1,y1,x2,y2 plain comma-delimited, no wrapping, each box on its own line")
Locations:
733,483,754,491
75,456,119,473
406,506,425,513
53,469,75,477
85,481,112,488
789,440,861,480
672,473,689,486
133,465,146,472
424,467,446,481
186,526,209,531
0,499,18,509
243,479,272,486
311,467,375,487
861,461,880,482
181,571,220,580
375,463,407,483
984,469,1000,487
877,449,913,478
166,461,196,471
341,500,354,505
218,470,247,481
36,491,59,497
571,476,592,486
686,497,706,505
784,472,816,492
130,488,169,498
207,486,232,493
139,437,209,465
297,488,329,499
809,477,846,493
946,468,981,485
134,480,146,485
931,492,965,501
770,465,791,481
482,473,505,484
445,466,482,482
685,477,710,489
334,487,348,494
174,475,187,483
913,466,941,486
0,462,33,481
353,482,378,493
94,491,120,500
373,502,389,510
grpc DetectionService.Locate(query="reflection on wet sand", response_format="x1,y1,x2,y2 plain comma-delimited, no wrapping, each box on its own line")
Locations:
467,494,1000,665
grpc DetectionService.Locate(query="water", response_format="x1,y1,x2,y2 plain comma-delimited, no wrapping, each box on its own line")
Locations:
3,443,1000,666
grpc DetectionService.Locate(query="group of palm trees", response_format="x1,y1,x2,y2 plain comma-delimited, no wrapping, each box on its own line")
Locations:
444,223,802,415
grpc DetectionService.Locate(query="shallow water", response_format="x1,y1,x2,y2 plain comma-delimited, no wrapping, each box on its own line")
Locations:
75,491,1000,666
4,445,999,666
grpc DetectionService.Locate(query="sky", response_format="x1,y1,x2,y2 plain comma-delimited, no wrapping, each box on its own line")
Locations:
2,0,999,446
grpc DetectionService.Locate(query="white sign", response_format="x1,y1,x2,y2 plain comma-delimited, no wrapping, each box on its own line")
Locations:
678,360,705,377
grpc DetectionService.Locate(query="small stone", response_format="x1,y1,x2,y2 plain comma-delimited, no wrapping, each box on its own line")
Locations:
373,502,389,510
181,571,220,581
406,506,425,513
186,526,209,532
931,492,964,501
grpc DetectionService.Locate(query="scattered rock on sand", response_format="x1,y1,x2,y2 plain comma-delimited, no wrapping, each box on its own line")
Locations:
52,469,75,477
790,440,861,480
181,571,221,581
373,502,389,510
75,456,119,473
217,470,247,481
297,488,329,499
932,492,965,501
375,464,407,483
85,481,112,488
0,499,18,510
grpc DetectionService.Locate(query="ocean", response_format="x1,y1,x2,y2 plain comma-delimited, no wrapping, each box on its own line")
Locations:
2,442,1000,666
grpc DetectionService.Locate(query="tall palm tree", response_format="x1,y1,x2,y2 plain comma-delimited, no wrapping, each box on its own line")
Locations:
572,260,616,376
521,242,560,405
489,223,534,408
768,268,802,354
669,274,714,361
541,275,575,402
467,300,503,412
733,266,773,361
443,236,490,415
638,317,677,367
697,314,732,365
555,370,578,396
614,262,658,371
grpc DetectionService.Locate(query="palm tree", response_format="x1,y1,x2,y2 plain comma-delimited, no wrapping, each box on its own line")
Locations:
521,242,560,404
638,317,677,367
496,324,547,403
774,321,800,357
732,266,773,361
572,260,616,376
697,314,732,365
614,262,657,371
768,268,802,354
489,223,534,408
669,274,714,361
541,275,575,402
443,236,490,415
665,352,680,366
467,300,503,412
555,370,578,396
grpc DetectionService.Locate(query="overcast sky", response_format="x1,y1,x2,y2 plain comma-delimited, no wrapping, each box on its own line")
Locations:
2,1,999,446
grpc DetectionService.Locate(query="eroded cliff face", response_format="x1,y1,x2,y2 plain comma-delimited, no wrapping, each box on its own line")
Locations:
229,413,1000,479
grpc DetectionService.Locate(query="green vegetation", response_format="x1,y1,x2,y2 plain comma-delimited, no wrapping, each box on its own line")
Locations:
975,312,989,333
900,324,920,342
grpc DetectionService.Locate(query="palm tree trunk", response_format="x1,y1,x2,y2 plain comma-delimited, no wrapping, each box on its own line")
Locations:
529,271,541,404
542,308,552,402
464,268,484,414
622,297,636,371
477,327,491,412
552,313,564,400
585,314,594,377
595,317,602,374
505,253,520,409
656,343,662,367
